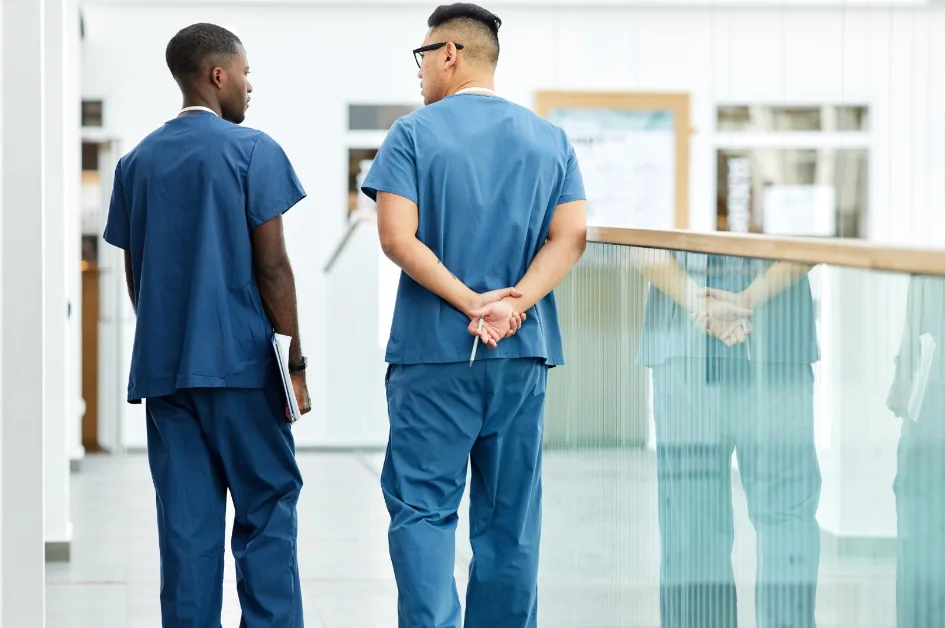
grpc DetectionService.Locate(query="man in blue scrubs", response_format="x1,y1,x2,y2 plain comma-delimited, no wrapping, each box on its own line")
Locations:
888,275,945,628
638,252,821,628
103,23,310,627
361,4,587,627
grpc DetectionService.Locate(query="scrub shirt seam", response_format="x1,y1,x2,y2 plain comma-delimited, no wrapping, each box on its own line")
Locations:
557,193,585,205
244,132,308,227
247,132,265,168
250,190,308,229
104,161,132,250
103,231,131,251
362,184,418,206
244,132,265,224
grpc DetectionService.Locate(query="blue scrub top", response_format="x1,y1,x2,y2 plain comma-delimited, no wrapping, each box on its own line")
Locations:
636,252,820,367
361,94,585,366
103,112,306,402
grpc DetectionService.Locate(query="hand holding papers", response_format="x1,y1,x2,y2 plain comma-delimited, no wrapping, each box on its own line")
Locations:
272,333,302,424
907,333,937,423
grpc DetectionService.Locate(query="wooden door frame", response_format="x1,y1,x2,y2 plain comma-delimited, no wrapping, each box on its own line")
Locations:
534,90,692,229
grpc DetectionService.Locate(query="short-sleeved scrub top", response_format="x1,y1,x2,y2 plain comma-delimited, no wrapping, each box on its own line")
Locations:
104,112,306,402
361,94,586,366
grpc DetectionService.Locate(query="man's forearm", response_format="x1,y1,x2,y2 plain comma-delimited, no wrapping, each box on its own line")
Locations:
742,262,813,308
256,261,303,364
123,251,136,315
384,237,478,316
636,250,705,310
125,279,136,315
505,237,586,313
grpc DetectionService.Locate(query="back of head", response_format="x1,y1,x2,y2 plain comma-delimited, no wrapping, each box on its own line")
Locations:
166,23,241,82
166,23,251,124
427,3,501,68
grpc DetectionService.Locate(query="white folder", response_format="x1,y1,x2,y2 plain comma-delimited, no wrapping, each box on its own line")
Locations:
907,333,936,423
272,333,302,424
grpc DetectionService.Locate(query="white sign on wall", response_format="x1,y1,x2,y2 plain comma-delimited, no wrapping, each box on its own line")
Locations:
548,108,676,230
81,177,103,235
763,184,836,237
726,156,752,233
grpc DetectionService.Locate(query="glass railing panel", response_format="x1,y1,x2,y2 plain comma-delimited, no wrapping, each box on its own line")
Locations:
542,240,934,628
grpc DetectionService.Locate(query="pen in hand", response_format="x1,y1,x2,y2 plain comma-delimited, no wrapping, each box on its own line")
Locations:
742,318,751,361
470,317,483,367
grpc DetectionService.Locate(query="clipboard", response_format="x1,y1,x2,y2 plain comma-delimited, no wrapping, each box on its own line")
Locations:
272,333,302,423
907,333,936,423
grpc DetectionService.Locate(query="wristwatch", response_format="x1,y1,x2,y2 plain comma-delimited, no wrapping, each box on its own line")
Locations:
289,357,307,373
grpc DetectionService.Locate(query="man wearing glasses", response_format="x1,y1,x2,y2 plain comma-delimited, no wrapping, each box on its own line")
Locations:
360,3,587,627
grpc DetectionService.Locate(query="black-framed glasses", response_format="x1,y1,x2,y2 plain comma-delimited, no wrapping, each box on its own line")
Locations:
413,42,464,68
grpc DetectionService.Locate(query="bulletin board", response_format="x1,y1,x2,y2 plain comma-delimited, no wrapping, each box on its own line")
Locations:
535,91,691,230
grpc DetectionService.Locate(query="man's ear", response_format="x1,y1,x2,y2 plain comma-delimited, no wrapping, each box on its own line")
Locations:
445,43,459,68
210,66,225,89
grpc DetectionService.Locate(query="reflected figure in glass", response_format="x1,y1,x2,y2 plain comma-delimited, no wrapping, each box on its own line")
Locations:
636,250,822,628
888,275,945,628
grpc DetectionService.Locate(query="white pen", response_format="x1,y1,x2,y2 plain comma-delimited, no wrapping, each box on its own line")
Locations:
742,319,752,361
470,317,484,367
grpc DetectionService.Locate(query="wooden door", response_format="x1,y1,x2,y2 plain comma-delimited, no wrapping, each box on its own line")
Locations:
81,263,100,451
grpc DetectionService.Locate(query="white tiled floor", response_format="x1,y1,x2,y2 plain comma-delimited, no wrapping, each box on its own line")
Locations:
46,450,897,627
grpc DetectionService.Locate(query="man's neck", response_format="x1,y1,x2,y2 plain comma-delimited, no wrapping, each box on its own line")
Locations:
179,93,221,118
447,76,496,97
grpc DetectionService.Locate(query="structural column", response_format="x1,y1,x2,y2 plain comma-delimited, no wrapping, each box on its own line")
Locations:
64,0,84,474
1,0,47,623
44,0,73,562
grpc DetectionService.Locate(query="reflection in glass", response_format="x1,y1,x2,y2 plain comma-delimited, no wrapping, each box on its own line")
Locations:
889,275,945,628
716,148,867,238
635,250,821,628
717,105,869,132
541,242,945,626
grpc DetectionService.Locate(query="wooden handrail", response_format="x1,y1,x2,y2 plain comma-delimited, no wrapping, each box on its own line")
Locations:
322,216,945,278
588,227,945,277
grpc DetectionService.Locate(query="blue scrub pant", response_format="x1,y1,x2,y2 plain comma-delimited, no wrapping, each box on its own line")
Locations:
145,371,304,628
895,386,945,628
381,358,547,628
653,359,821,628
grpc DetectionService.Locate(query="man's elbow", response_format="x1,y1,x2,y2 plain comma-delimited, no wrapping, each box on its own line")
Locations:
255,255,292,283
574,230,588,256
379,233,412,265
564,228,587,257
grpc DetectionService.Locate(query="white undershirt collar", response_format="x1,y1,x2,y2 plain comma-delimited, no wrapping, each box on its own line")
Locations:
452,87,499,98
179,105,218,116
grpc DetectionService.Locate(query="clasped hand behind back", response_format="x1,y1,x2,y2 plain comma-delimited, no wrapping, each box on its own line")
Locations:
464,288,527,349
690,287,753,347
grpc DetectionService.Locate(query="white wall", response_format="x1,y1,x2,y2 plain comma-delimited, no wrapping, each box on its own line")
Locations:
79,2,945,544
2,0,47,621
323,218,389,448
67,1,84,470
0,2,5,617
43,0,78,555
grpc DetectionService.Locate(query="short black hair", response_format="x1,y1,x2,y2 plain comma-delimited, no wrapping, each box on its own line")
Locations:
427,3,501,63
165,23,242,81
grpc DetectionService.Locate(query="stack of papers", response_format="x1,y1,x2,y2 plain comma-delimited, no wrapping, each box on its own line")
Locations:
272,333,302,424
907,333,937,423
